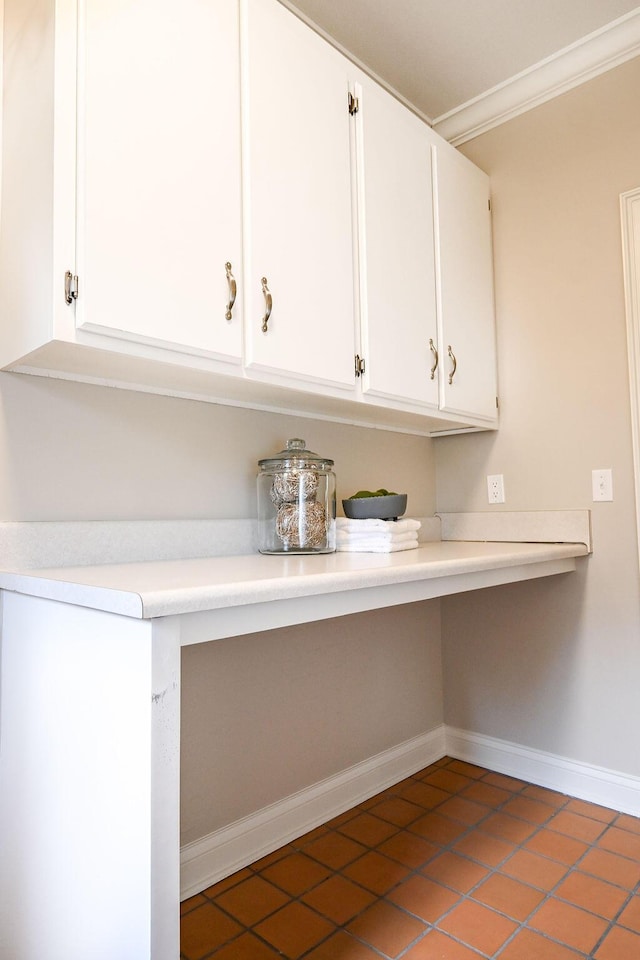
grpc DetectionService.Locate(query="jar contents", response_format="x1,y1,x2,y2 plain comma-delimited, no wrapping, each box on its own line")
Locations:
257,438,336,554
271,469,319,505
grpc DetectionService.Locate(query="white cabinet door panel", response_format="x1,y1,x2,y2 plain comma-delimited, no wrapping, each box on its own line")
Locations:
434,146,497,420
242,0,356,389
75,0,243,362
355,77,438,407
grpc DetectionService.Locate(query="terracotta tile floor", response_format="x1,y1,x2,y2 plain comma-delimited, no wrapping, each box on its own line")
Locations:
180,757,640,959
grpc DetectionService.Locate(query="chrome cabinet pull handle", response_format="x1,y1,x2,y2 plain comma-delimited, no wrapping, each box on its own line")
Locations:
261,277,272,333
64,270,79,304
225,262,236,321
429,338,438,380
447,345,457,385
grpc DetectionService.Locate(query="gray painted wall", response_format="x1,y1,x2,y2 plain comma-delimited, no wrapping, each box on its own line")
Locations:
437,57,640,777
0,372,441,840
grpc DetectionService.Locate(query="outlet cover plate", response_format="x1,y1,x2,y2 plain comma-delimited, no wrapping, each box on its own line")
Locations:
487,474,505,504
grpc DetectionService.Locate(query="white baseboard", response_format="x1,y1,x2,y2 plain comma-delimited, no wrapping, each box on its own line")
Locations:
180,725,446,900
180,724,640,900
446,726,640,818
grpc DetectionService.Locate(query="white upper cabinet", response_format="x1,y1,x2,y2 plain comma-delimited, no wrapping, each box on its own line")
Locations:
75,0,243,362
241,0,356,390
433,144,498,422
0,0,497,435
353,75,439,408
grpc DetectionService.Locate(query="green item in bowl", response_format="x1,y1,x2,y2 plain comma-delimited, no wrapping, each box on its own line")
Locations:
348,488,398,499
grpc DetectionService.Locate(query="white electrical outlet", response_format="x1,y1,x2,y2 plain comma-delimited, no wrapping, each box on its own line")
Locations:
592,468,613,502
487,474,505,504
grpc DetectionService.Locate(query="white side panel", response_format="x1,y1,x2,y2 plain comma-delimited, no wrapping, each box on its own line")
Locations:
75,0,243,362
0,594,179,960
356,76,439,407
242,0,356,389
151,617,182,960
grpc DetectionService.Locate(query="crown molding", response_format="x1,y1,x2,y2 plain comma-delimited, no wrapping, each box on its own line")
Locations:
433,8,640,145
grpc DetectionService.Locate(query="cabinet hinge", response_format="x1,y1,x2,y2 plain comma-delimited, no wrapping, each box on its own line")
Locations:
496,396,499,409
488,198,492,212
64,271,79,304
355,354,365,377
348,92,359,116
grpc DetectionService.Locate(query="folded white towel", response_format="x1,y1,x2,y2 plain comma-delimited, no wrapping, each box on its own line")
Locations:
337,538,419,553
336,518,421,552
336,517,421,534
336,529,418,545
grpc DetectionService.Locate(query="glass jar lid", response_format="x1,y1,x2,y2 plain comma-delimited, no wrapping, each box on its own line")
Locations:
258,437,334,470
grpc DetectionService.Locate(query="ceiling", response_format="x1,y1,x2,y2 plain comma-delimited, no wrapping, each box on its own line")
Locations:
285,0,640,139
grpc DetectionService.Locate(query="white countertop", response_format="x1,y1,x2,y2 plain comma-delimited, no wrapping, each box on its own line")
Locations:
0,540,589,620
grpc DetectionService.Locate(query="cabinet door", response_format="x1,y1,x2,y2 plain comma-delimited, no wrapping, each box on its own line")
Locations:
354,77,438,407
75,0,243,362
434,145,498,420
242,0,356,390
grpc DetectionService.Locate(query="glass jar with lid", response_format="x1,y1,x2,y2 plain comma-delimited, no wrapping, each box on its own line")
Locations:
257,438,336,554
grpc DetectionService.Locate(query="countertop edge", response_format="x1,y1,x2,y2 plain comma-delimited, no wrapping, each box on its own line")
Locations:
0,541,589,620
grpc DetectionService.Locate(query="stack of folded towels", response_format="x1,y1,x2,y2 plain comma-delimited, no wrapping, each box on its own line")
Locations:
335,517,421,553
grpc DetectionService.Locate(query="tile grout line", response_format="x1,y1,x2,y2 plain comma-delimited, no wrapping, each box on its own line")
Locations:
185,762,493,958
393,766,579,959
488,810,621,959
388,766,640,959
299,762,562,958
299,762,535,958
585,874,640,958
359,766,639,958
182,758,640,960
198,767,587,956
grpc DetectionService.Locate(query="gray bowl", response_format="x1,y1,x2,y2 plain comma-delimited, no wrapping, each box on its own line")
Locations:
342,493,407,520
